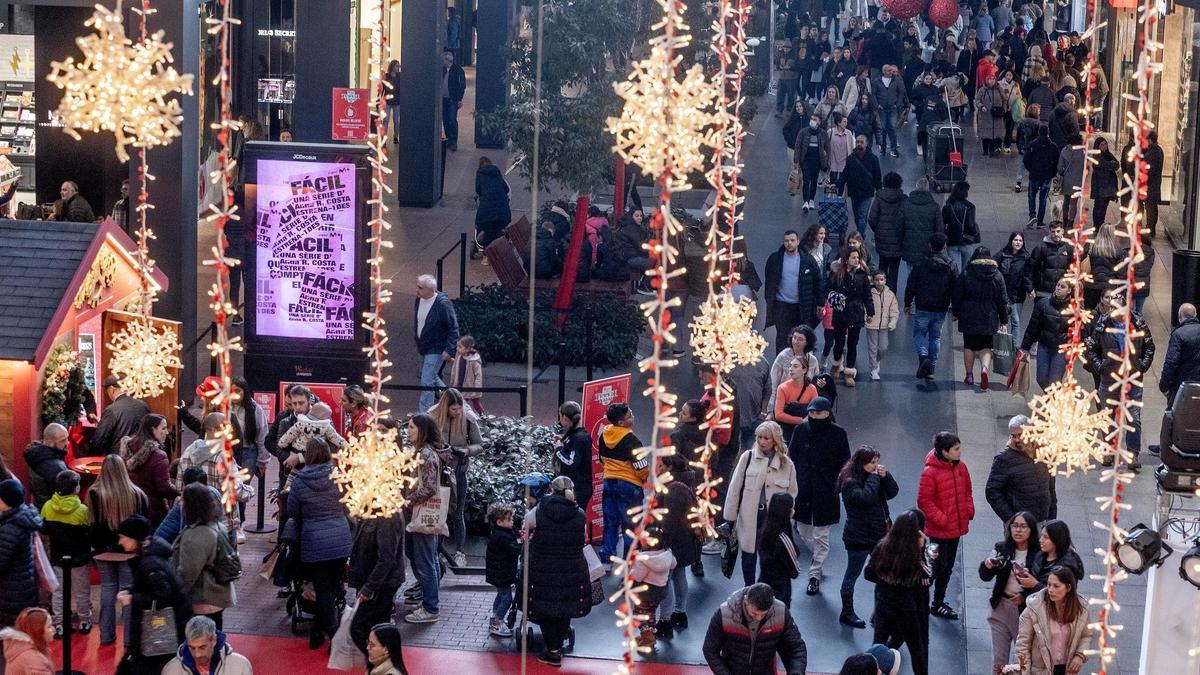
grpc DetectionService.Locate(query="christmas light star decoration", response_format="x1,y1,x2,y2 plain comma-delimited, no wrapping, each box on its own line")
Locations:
106,318,182,398
605,0,722,669
332,0,422,518
1021,380,1111,477
201,0,244,513
47,1,193,163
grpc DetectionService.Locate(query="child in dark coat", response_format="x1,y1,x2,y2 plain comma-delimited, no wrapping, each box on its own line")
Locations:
757,492,802,608
485,501,520,638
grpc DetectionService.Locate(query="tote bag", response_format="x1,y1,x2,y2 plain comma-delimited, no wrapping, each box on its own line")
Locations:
406,486,451,536
140,602,178,657
32,535,58,594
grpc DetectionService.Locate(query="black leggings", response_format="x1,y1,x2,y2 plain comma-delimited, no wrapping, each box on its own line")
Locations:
875,616,929,675
538,616,572,652
306,558,347,640
833,324,862,369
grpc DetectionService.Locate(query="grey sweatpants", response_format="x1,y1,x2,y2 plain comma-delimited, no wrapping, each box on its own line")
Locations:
988,596,1021,673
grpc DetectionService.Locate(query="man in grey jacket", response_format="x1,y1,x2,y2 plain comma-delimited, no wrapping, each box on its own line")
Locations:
1056,133,1084,228
872,64,910,158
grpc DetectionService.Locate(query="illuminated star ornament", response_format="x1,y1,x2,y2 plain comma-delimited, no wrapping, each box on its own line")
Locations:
690,294,765,370
47,2,193,162
106,317,182,399
1022,380,1112,477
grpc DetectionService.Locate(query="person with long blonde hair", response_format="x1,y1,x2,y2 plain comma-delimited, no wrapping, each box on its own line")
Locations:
427,388,483,568
88,454,148,645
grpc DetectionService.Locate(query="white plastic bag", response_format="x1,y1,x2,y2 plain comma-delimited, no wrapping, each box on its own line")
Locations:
327,603,366,671
584,544,605,582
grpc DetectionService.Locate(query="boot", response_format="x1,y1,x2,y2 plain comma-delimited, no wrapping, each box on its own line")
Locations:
635,626,657,649
839,592,866,628
843,367,857,387
656,620,674,640
669,612,688,629
831,359,843,378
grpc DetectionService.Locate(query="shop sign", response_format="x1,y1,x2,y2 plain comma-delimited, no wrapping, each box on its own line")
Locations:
331,87,369,142
277,381,347,436
581,374,632,543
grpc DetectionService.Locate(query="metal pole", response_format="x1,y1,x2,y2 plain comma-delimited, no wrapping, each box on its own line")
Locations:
58,555,85,675
557,340,567,407
245,470,277,534
585,309,594,382
436,258,444,292
519,384,529,418
458,232,468,297
209,321,218,377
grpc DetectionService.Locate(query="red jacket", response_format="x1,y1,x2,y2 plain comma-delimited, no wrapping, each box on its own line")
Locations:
917,449,975,539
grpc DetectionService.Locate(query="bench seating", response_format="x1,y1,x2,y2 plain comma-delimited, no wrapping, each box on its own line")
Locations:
484,236,631,299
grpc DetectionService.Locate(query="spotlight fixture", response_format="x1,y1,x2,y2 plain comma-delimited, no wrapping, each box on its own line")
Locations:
1115,523,1173,575
1179,539,1200,589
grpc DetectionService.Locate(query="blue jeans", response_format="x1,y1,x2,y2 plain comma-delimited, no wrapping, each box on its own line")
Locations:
600,479,644,560
1133,295,1147,316
491,584,513,621
97,559,132,644
1034,345,1068,391
1015,160,1026,185
777,78,799,113
659,564,689,616
1009,302,1023,339
409,532,440,613
419,352,444,412
880,108,899,151
1104,384,1143,454
912,310,947,365
851,197,872,236
840,548,871,599
1028,178,1051,222
949,244,976,273
441,97,459,145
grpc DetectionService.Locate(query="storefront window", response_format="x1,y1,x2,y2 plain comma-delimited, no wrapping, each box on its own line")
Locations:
254,0,295,139
1170,13,1200,249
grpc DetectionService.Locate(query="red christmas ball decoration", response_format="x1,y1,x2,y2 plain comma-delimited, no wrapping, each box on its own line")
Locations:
882,0,926,20
927,0,959,28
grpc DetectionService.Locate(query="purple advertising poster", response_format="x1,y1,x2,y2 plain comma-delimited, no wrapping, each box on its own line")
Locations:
255,160,357,340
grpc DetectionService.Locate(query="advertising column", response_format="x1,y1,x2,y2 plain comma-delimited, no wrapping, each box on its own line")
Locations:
581,374,632,543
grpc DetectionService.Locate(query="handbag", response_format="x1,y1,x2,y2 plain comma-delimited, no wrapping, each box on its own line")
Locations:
991,105,1006,117
993,329,1015,376
208,524,243,584
32,535,58,594
787,165,801,194
406,486,451,536
327,603,367,671
140,602,178,657
589,579,605,606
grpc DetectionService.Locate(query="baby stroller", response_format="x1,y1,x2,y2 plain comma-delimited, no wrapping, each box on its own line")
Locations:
276,521,347,636
503,473,578,652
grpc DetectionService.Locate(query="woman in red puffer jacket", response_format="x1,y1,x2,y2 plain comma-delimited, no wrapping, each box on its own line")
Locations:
917,431,975,622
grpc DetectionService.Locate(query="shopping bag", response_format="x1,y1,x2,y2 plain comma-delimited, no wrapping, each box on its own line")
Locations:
140,602,178,657
720,527,739,579
787,165,800,194
992,330,1015,376
32,535,57,594
259,546,279,582
406,486,451,536
1007,353,1031,398
327,603,366,671
583,544,605,582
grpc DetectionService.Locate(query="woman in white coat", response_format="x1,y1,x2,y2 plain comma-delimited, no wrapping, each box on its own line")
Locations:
723,421,799,587
1016,566,1091,675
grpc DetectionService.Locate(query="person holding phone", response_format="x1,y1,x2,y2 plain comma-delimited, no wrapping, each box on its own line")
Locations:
979,512,1040,674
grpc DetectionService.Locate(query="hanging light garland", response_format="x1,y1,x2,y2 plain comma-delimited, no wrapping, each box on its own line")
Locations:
200,0,244,513
332,0,422,518
606,0,722,668
1021,381,1111,476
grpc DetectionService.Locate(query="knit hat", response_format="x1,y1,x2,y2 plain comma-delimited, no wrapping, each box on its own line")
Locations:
196,376,223,400
117,514,152,541
0,479,24,508
867,644,902,675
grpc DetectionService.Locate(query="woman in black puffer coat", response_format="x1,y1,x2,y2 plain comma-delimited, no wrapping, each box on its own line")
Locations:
837,447,899,629
952,246,1010,390
825,247,874,387
868,171,907,291
526,477,592,666
1020,277,1072,392
993,232,1034,338
474,156,512,254
553,402,594,511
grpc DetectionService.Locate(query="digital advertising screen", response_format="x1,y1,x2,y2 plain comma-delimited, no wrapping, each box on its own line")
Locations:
254,159,357,341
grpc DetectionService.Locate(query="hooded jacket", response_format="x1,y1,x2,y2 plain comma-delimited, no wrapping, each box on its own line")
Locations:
40,493,90,565
0,505,42,624
994,246,1034,303
985,446,1057,523
1021,293,1071,352
825,265,874,329
526,494,591,620
865,286,900,331
598,425,648,489
485,524,520,587
661,478,701,568
1047,103,1079,149
1016,590,1092,675
174,521,236,610
952,258,1010,336
1057,144,1085,195
1026,236,1073,294
702,588,808,675
898,189,942,266
1023,134,1060,182
533,227,563,278
0,628,53,675
868,187,906,258
22,442,67,509
285,463,353,563
904,252,958,312
917,449,975,540
474,163,512,225
942,199,980,247
840,471,899,550
1084,312,1155,386
125,439,178,525
630,547,676,588
788,417,850,527
162,631,254,675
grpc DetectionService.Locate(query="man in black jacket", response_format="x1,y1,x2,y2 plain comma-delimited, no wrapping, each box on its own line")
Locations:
703,584,807,675
1159,303,1200,407
89,374,149,457
1022,125,1059,228
788,397,850,596
843,135,882,237
441,51,466,150
347,512,404,654
1025,224,1072,296
985,415,1057,524
23,423,69,509
414,274,460,411
904,233,958,380
764,230,824,356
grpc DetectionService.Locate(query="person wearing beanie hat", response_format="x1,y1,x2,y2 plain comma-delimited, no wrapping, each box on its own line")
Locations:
0,477,43,626
787,396,850,596
116,515,191,672
117,515,152,544
866,643,902,675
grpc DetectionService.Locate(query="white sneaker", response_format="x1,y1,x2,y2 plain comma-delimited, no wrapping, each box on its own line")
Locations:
451,550,468,568
236,528,246,544
870,368,880,381
489,618,513,637
405,607,440,624
917,146,924,157
701,540,724,555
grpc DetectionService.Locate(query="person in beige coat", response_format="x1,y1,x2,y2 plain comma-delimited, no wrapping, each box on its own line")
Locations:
864,270,900,380
723,421,799,586
1016,566,1091,675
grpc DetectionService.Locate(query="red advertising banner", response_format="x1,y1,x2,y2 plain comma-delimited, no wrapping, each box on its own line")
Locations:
331,87,369,142
581,374,632,543
253,392,277,425
277,382,348,436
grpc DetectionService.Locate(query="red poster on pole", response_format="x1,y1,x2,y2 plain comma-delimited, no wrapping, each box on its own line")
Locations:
581,374,632,543
253,392,277,424
277,381,348,436
331,88,369,142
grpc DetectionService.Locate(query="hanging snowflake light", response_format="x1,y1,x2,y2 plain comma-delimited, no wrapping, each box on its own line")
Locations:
690,294,765,370
333,425,422,518
1022,380,1112,477
46,2,193,162
106,317,182,399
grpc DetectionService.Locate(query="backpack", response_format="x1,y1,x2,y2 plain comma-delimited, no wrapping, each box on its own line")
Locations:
593,237,629,281
208,524,243,584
